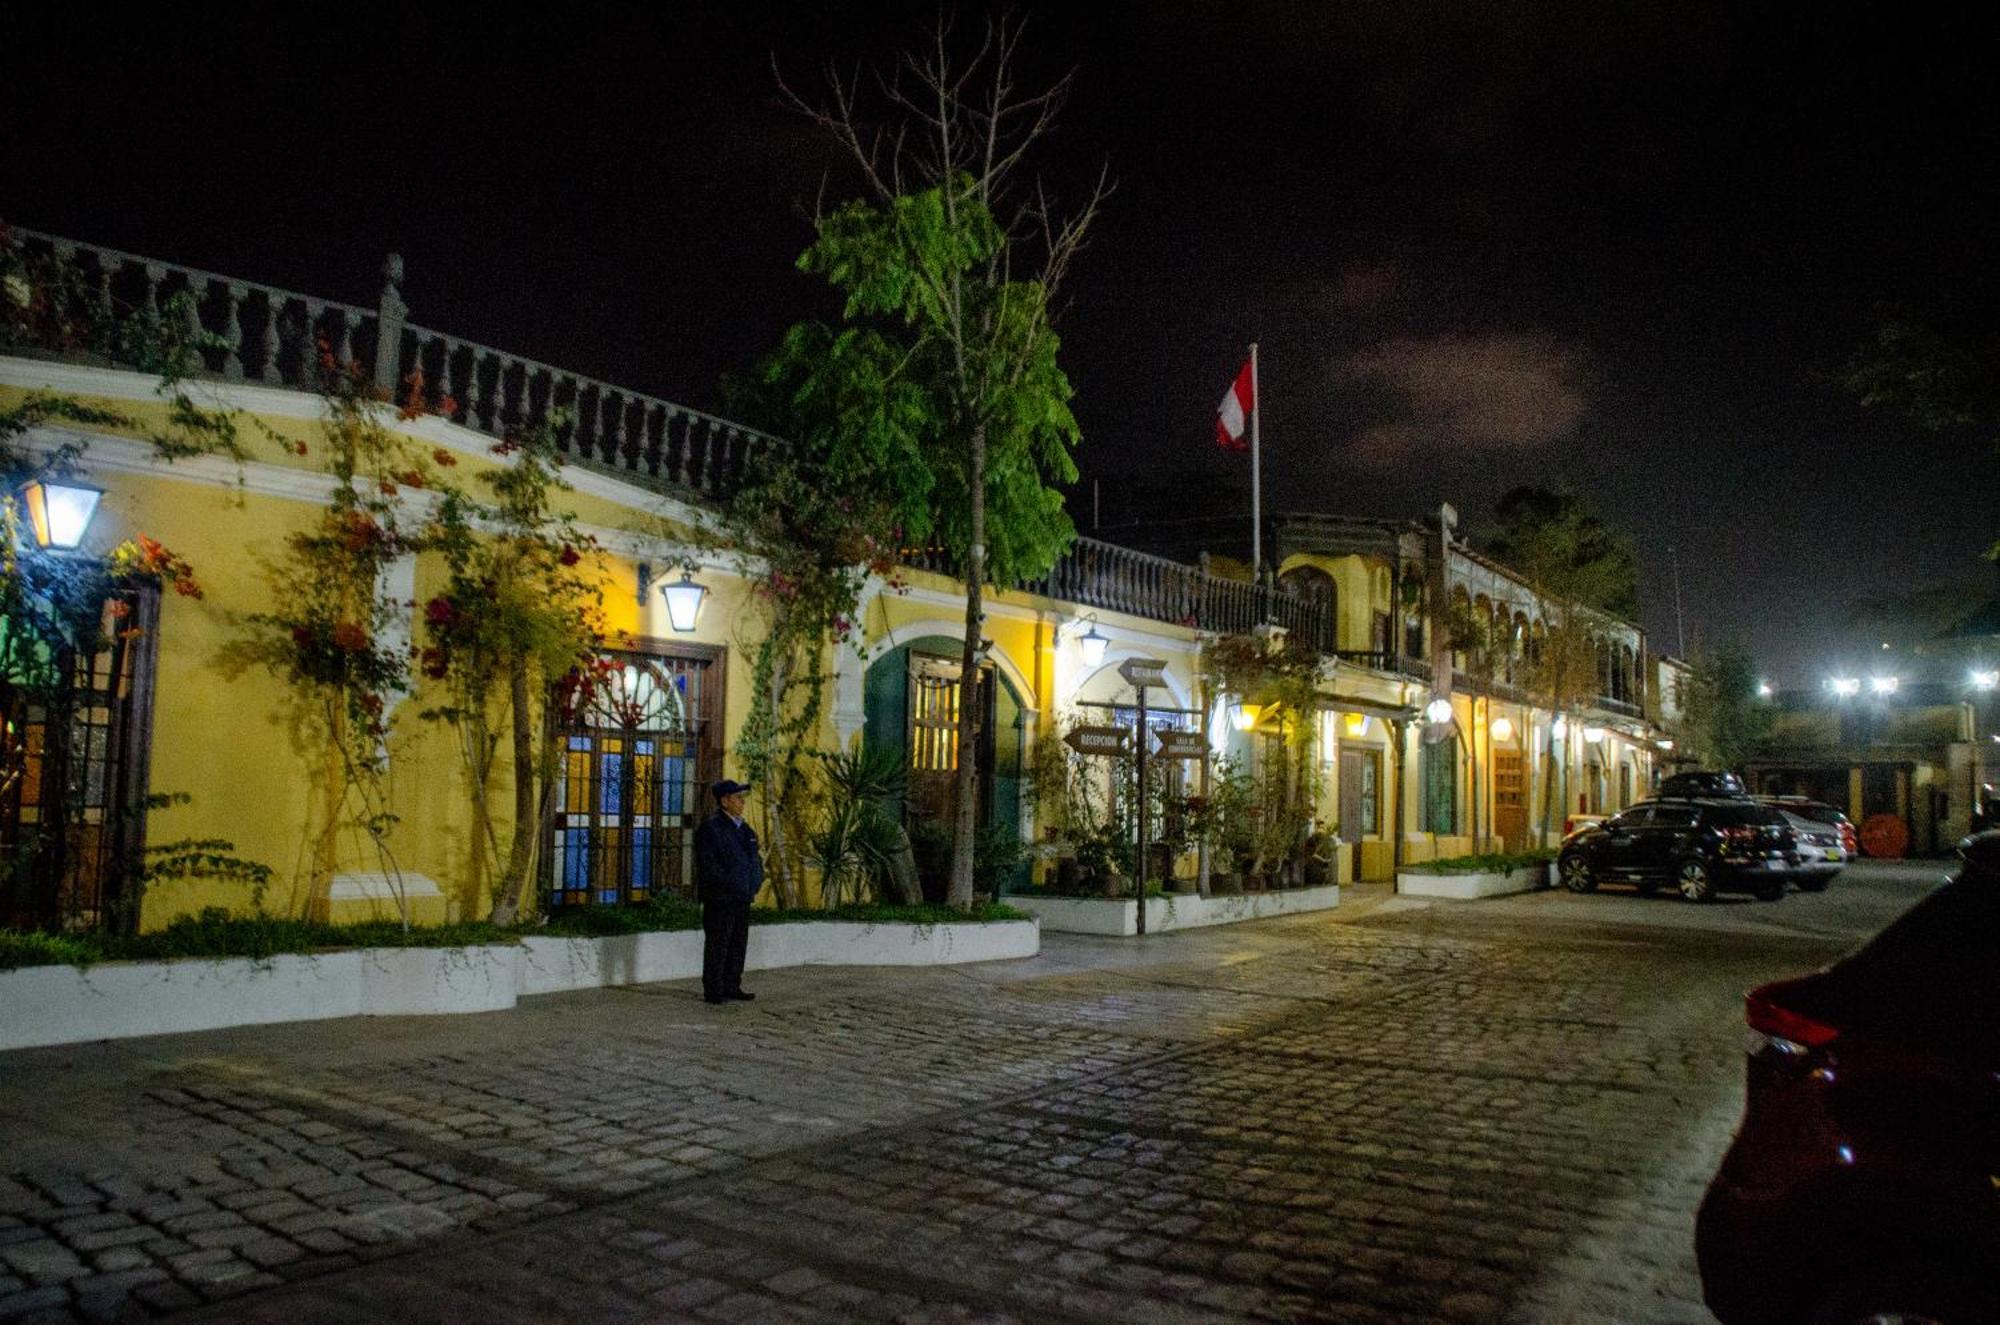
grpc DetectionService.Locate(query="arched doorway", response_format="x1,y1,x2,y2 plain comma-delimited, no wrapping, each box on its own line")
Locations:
863,636,1027,893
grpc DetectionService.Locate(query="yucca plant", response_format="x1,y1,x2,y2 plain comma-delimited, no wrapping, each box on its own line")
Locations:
808,747,919,907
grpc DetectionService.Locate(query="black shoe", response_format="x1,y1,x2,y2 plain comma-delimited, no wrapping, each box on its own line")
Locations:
703,994,727,1005
727,990,755,1001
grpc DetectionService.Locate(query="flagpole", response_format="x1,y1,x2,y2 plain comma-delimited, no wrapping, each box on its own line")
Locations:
1249,342,1261,575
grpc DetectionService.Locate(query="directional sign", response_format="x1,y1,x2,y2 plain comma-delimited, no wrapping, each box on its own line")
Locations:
1064,725,1132,758
1150,728,1207,761
1118,657,1170,689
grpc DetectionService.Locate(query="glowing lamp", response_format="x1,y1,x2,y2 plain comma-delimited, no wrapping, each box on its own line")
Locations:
1756,680,1775,698
1551,715,1569,740
1829,677,1861,698
1582,725,1606,744
1424,697,1453,725
1344,712,1369,738
1972,671,2000,691
1490,716,1514,742
659,568,709,632
1076,619,1108,668
1228,699,1258,732
1658,738,1675,751
20,478,103,552
1869,676,1898,696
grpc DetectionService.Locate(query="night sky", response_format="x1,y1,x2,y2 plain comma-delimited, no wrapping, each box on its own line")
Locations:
7,2,1997,683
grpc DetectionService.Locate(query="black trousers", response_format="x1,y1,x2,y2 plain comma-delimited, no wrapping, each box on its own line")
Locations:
701,897,749,999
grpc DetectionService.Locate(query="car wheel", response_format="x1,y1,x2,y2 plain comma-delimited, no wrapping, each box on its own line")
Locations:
1676,858,1715,903
1755,878,1785,902
1806,1261,1997,1325
1798,875,1831,893
1559,854,1596,893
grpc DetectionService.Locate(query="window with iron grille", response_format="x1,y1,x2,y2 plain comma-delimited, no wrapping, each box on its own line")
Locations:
906,653,994,828
545,644,722,909
1422,738,1458,835
0,587,159,933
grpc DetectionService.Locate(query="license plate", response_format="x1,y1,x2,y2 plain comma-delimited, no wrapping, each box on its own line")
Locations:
1822,849,1842,861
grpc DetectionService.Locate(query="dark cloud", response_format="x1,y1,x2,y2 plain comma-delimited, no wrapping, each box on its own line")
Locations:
1340,331,1590,467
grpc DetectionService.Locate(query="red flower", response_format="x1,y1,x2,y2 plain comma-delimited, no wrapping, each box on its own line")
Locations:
558,544,581,567
424,596,456,627
420,646,449,680
431,447,458,468
291,625,316,651
331,621,371,652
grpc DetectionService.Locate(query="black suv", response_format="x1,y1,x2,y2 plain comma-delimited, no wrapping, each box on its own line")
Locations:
1558,798,1798,901
1697,833,2000,1323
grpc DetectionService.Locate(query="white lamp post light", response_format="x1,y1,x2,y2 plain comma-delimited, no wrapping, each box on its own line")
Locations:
20,478,104,552
1076,617,1108,668
659,568,709,633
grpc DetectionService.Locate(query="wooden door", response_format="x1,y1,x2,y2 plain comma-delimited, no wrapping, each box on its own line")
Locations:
1493,749,1527,850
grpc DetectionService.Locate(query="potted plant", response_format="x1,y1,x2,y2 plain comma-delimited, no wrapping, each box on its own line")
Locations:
1303,823,1336,888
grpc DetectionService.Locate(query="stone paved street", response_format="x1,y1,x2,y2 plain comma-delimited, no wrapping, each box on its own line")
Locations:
0,861,1946,1323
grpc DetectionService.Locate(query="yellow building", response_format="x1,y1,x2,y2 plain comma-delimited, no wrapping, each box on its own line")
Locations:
0,229,1669,933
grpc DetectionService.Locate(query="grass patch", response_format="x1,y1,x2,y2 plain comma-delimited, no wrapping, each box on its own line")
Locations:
0,909,516,972
0,897,1031,972
1402,849,1556,876
753,901,1030,925
1011,882,1167,899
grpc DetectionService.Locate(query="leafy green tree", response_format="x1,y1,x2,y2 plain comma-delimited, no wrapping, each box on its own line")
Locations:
776,16,1107,908
1675,640,1774,771
1480,487,1640,839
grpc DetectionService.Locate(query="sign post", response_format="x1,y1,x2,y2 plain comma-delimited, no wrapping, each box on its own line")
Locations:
1118,659,1170,934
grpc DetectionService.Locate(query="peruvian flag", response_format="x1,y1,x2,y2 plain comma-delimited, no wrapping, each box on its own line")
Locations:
1215,357,1254,452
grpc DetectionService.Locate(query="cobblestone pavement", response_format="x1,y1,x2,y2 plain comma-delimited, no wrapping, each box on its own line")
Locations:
0,862,1944,1323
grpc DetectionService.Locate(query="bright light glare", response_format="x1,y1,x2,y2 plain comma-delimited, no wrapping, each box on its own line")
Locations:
1869,676,1899,696
1829,677,1861,697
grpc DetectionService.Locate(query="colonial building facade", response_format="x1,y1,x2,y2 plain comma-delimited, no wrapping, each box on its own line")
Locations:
0,229,1672,931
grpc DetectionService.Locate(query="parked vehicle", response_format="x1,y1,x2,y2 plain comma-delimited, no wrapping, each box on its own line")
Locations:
1696,834,2000,1325
1558,798,1797,901
1659,769,1748,799
1775,810,1845,891
1562,811,1608,837
1755,795,1858,858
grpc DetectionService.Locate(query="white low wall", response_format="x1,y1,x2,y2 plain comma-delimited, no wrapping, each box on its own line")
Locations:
515,919,1038,995
0,919,1041,1052
1396,864,1552,899
1011,885,1340,937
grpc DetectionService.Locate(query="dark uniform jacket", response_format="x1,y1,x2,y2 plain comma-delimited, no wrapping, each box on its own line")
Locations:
694,812,763,904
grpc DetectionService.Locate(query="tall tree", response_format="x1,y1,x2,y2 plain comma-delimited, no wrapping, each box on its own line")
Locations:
1480,487,1640,839
1675,639,1774,771
777,16,1107,908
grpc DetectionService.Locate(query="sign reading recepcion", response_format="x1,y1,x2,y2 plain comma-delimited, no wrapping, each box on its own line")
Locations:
1064,725,1133,758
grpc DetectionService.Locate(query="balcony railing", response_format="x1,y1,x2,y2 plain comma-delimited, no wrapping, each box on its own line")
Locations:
0,227,782,505
904,536,1336,649
1334,650,1434,684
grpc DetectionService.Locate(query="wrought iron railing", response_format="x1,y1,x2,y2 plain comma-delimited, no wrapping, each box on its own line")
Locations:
1335,650,1434,683
905,535,1336,650
0,228,782,504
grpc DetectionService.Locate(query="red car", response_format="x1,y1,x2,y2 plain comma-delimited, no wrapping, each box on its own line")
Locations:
1696,834,2000,1324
